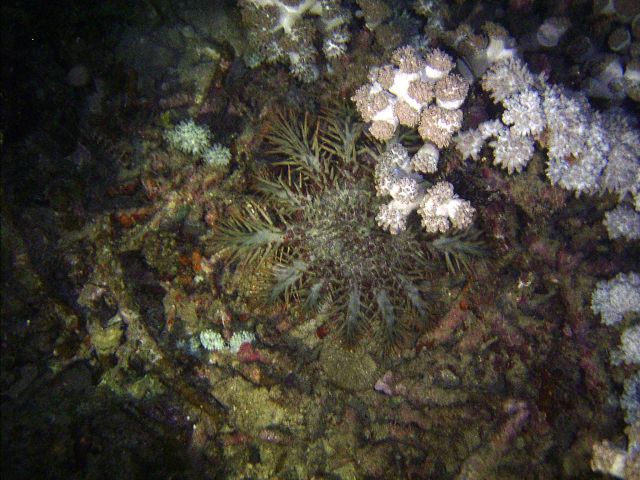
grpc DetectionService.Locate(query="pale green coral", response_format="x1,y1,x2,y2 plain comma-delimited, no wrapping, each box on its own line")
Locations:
197,329,255,352
164,119,212,156
202,143,232,168
228,330,256,353
199,329,226,351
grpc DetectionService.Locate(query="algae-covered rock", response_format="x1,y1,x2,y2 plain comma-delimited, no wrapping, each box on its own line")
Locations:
319,342,378,392
140,232,180,278
406,378,469,407
287,316,323,350
87,313,124,356
211,377,303,435
332,462,358,480
127,375,165,400
162,290,199,334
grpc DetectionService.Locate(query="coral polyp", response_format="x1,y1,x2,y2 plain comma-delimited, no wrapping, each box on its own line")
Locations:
215,107,484,347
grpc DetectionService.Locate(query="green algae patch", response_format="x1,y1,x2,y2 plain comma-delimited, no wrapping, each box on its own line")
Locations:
406,380,469,407
331,462,358,480
87,314,124,356
127,375,166,400
319,342,378,392
212,377,304,435
287,316,324,350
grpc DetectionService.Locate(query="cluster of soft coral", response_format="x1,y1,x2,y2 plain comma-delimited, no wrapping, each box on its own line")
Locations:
239,0,351,82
